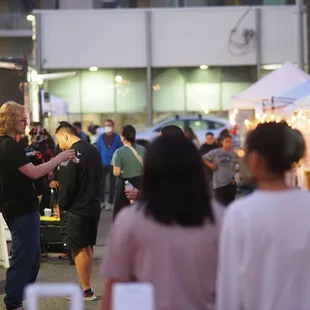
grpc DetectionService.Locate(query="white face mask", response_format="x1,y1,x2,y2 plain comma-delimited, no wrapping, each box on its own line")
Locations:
105,126,113,133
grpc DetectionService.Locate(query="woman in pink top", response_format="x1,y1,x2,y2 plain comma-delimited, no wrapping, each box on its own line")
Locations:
101,136,223,310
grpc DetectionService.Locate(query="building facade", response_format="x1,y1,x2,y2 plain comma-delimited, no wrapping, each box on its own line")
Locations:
0,0,307,129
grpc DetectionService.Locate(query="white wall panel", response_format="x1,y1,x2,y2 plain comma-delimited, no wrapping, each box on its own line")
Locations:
37,6,307,69
260,7,299,65
151,8,256,67
186,83,220,111
80,70,115,113
39,10,147,69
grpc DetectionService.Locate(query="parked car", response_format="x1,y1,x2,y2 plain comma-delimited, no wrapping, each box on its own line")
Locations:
136,115,239,145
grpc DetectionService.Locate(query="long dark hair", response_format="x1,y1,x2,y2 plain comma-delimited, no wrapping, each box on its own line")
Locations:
121,125,136,144
246,122,305,176
45,131,56,153
184,127,198,141
141,136,214,227
160,125,184,138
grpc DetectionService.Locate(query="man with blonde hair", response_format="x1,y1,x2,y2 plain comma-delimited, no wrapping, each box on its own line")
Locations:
0,102,76,310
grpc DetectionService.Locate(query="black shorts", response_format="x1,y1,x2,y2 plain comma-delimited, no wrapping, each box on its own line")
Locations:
61,211,100,250
214,182,237,207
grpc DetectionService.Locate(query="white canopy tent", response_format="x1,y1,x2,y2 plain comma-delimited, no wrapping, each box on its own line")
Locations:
283,88,310,115
230,62,310,111
294,94,310,111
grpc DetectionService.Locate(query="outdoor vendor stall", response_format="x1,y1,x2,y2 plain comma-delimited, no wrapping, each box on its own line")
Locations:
229,62,310,144
230,63,310,191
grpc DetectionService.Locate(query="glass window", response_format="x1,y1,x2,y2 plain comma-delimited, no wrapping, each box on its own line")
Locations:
48,74,81,114
48,68,147,114
188,119,209,131
189,119,225,130
211,121,225,129
81,70,115,113
153,68,186,112
186,83,221,112
115,69,147,113
152,67,255,113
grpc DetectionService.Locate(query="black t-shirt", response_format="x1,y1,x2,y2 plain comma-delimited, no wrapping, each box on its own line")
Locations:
199,143,219,157
25,143,49,196
59,141,102,216
0,135,38,219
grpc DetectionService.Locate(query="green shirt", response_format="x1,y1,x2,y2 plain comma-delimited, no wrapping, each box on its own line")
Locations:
112,145,145,179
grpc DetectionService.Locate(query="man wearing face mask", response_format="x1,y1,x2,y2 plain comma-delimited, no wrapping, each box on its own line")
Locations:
96,119,123,211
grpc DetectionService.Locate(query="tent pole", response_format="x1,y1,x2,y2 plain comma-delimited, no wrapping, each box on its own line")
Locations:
296,0,305,70
145,11,153,126
255,8,262,80
307,0,310,73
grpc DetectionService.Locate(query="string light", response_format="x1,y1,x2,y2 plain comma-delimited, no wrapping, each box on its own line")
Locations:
241,109,310,130
236,108,310,191
244,119,250,126
229,109,238,126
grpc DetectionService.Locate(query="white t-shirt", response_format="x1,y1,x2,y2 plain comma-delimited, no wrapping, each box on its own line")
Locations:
217,189,310,310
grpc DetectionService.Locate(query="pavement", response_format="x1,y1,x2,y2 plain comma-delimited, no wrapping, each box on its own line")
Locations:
0,211,113,310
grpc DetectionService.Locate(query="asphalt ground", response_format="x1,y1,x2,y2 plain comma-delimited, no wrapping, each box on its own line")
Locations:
0,211,113,310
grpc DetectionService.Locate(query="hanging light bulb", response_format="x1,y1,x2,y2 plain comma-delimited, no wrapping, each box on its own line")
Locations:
244,119,250,126
297,110,303,118
230,119,236,126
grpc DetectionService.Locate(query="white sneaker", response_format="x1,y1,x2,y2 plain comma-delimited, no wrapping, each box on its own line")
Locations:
66,288,97,301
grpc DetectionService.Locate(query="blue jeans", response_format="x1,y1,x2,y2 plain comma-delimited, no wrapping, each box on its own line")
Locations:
4,211,41,310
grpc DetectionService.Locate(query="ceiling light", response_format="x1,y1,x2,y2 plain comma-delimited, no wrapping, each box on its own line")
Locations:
262,64,282,70
37,75,44,86
115,75,123,83
200,65,209,70
26,14,35,22
89,66,98,72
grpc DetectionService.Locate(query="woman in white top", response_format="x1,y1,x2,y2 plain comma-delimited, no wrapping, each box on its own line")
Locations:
217,121,310,310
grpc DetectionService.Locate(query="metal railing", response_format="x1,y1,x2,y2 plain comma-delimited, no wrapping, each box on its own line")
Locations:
0,13,32,30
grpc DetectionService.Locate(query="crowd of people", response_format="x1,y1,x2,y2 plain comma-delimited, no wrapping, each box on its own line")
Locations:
0,100,310,310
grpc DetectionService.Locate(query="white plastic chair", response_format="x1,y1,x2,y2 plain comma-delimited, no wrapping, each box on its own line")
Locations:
25,283,83,310
0,213,10,268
